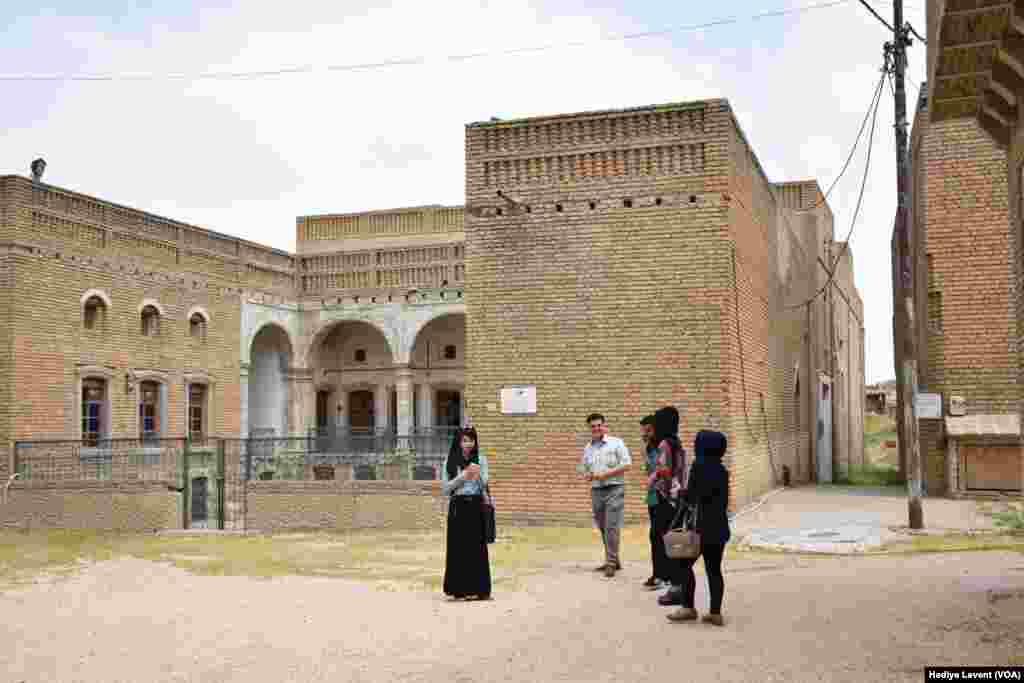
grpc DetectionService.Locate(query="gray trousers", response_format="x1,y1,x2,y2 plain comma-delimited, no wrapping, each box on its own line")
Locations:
591,484,625,567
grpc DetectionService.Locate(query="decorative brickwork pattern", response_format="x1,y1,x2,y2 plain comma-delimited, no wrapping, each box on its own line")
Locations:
903,98,1019,495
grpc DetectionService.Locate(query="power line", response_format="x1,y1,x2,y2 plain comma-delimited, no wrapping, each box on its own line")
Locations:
907,22,926,44
782,62,886,312
0,0,859,82
857,0,896,32
794,67,888,214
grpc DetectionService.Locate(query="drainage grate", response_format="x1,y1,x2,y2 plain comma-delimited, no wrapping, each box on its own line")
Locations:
805,531,841,539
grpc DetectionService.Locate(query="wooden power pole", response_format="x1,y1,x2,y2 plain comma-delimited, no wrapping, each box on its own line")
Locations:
889,0,924,529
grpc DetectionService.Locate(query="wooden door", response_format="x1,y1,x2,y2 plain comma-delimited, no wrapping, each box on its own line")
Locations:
435,390,462,428
316,390,330,430
349,390,374,432
963,445,1023,491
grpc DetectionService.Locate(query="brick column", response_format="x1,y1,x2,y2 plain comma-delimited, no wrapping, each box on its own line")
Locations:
417,382,433,429
396,367,414,443
289,368,315,436
374,383,389,431
239,364,249,438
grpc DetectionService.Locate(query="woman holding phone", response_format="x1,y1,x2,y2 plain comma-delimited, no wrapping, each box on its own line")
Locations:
441,427,492,600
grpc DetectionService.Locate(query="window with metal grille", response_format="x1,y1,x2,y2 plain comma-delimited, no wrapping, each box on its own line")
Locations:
139,380,161,443
82,378,106,446
189,384,207,441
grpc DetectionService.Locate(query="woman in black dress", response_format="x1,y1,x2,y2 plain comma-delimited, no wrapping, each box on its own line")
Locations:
441,427,492,600
667,429,731,626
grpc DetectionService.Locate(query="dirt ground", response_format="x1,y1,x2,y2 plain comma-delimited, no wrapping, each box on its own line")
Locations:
1,546,1022,682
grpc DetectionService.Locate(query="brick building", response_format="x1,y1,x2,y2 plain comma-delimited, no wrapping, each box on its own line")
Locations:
462,100,864,520
891,0,1024,496
0,97,865,529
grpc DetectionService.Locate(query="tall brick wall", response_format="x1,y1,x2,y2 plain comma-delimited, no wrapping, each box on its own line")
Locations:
1009,104,1024,469
724,116,779,505
463,102,733,523
904,100,1017,494
828,246,866,478
773,183,834,485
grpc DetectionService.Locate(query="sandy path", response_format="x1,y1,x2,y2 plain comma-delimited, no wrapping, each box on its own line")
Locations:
1,550,1022,683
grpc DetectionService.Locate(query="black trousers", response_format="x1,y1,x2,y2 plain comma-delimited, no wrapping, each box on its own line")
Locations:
648,499,676,582
679,541,726,613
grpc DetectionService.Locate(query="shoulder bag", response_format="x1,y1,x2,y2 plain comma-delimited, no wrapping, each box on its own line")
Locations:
481,483,496,544
663,500,701,560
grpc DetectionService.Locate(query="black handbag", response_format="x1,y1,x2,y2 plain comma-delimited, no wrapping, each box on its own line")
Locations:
481,484,496,544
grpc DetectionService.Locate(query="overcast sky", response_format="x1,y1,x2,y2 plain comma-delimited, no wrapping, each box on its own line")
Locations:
1,0,926,384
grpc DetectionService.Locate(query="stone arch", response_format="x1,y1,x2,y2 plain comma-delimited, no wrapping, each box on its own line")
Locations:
398,304,467,365
304,318,396,368
80,288,112,309
247,322,295,437
409,312,466,368
137,298,167,317
307,320,397,433
186,305,211,324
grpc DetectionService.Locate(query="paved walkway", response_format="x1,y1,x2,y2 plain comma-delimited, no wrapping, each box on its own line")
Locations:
733,486,1002,553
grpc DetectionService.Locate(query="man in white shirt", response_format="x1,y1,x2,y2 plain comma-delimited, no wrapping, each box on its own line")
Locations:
579,412,632,578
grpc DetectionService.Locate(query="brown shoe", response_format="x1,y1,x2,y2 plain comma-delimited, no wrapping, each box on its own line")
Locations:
603,564,616,578
667,607,699,622
702,613,725,626
594,563,609,572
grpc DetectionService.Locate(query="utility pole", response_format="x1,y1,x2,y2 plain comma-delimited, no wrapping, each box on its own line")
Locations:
889,0,924,529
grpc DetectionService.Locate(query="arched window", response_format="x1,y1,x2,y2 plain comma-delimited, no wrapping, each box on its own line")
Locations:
189,312,207,339
83,295,107,330
141,305,161,336
354,348,367,363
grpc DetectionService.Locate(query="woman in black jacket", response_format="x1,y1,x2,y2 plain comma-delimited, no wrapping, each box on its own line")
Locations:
667,429,731,626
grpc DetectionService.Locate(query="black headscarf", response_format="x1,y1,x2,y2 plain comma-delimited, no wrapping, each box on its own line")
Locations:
694,430,727,461
446,427,480,480
653,406,681,453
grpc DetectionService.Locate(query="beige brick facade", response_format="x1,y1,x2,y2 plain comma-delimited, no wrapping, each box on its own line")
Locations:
0,98,866,529
461,101,864,523
899,87,1022,496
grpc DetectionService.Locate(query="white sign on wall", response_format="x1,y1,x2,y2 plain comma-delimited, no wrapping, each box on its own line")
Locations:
914,392,942,419
500,385,537,415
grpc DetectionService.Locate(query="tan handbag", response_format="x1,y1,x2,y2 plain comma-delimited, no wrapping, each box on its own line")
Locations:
663,502,701,560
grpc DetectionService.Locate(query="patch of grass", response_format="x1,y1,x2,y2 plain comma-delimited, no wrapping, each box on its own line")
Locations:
879,533,1024,555
834,463,904,487
0,524,659,591
992,504,1024,531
